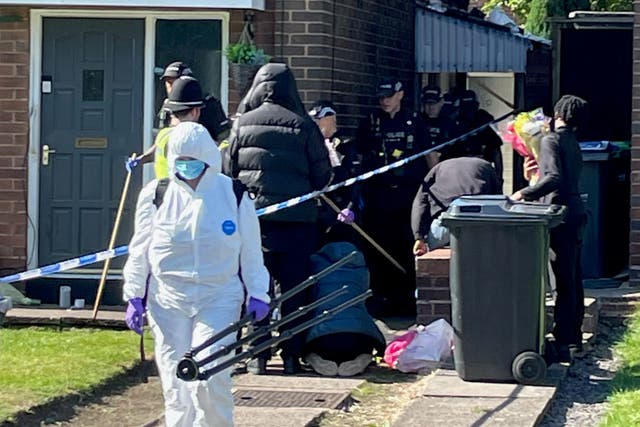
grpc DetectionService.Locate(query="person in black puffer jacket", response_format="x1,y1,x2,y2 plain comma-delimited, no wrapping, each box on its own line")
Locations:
223,63,332,375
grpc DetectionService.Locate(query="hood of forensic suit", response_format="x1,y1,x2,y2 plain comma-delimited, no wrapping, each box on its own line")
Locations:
167,121,221,176
236,62,307,117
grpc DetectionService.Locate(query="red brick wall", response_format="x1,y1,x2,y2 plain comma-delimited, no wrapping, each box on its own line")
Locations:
0,7,29,272
632,2,640,286
0,2,416,271
416,249,452,325
228,0,416,132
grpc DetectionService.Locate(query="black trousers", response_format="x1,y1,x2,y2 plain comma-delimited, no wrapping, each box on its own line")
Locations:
252,222,317,360
550,216,586,345
361,207,416,309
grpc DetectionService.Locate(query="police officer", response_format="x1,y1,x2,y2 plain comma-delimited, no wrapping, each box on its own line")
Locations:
355,77,436,318
127,76,206,178
159,61,231,142
453,89,503,188
309,100,362,247
420,85,459,161
128,62,231,173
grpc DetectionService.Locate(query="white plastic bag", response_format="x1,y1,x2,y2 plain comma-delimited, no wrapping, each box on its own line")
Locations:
396,318,454,373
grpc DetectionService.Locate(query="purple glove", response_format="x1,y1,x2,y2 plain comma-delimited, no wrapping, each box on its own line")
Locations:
125,156,140,173
337,208,355,225
247,297,270,322
125,297,145,335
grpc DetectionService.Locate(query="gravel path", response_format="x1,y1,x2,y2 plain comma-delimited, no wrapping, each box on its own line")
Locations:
539,320,625,427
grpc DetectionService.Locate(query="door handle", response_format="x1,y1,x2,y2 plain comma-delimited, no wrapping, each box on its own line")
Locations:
42,144,56,166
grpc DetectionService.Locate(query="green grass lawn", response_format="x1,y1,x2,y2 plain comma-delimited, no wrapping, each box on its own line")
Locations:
600,309,640,427
0,326,152,423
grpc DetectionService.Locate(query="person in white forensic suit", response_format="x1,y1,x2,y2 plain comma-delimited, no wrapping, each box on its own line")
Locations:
122,121,270,427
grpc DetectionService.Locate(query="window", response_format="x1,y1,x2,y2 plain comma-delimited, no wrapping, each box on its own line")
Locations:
82,69,104,101
154,19,223,128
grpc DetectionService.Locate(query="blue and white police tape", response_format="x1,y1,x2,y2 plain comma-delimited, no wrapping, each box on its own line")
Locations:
0,110,514,284
255,110,514,217
0,246,129,284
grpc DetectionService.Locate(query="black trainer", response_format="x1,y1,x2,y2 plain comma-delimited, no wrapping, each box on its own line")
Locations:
283,356,301,375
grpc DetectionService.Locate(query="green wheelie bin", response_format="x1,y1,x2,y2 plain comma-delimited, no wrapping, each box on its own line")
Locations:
440,195,565,384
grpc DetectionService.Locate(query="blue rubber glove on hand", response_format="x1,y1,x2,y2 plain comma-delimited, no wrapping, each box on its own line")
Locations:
247,297,270,322
337,208,355,225
125,297,145,335
125,155,140,173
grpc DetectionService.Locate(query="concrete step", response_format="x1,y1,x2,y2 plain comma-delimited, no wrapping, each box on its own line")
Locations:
392,365,567,427
545,297,599,335
585,283,640,318
598,296,640,318
4,305,125,327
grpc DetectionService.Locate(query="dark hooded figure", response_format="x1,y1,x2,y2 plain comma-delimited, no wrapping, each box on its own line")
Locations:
224,63,332,375
512,94,589,362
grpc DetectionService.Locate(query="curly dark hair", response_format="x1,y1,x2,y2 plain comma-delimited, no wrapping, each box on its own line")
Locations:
554,95,589,130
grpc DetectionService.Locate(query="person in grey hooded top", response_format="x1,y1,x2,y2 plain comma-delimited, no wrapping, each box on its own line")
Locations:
224,63,332,374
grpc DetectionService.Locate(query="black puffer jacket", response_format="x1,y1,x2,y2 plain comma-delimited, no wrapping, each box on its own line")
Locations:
225,63,332,223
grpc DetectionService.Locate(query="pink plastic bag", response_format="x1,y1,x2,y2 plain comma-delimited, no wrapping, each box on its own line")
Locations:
383,330,417,368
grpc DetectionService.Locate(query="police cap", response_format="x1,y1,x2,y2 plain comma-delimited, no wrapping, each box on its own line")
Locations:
421,85,442,104
376,77,403,98
160,61,193,81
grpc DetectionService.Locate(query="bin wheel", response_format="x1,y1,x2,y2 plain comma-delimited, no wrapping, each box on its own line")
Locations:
511,351,546,384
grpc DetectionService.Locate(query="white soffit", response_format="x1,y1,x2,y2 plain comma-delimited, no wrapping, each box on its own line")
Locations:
0,0,264,8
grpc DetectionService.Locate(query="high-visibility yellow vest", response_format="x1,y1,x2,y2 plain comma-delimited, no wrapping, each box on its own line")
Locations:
154,127,173,179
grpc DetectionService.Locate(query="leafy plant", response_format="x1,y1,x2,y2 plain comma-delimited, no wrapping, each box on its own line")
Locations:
482,0,632,37
224,42,270,65
590,0,632,11
481,0,531,24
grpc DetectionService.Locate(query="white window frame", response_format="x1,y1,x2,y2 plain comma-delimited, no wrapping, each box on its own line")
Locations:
3,0,263,7
28,9,229,269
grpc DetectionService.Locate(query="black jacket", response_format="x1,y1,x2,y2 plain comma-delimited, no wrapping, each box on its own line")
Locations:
411,157,500,239
519,126,585,221
443,109,502,161
224,63,332,223
200,95,231,142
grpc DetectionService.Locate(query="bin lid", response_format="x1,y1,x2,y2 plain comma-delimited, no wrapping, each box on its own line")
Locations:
441,195,566,226
580,141,610,152
580,141,610,161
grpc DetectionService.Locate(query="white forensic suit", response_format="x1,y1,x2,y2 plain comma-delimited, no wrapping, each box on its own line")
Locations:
123,122,270,427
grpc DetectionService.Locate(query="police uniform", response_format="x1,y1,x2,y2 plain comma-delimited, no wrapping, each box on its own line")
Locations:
158,61,193,129
355,80,431,316
159,61,230,142
452,90,503,162
319,134,362,245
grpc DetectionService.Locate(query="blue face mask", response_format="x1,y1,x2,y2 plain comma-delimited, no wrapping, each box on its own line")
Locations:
175,159,206,180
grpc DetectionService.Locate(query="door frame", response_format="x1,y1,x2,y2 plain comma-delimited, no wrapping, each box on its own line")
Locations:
28,9,230,269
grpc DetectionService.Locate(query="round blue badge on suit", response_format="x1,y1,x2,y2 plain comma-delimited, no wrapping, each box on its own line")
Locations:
222,220,236,235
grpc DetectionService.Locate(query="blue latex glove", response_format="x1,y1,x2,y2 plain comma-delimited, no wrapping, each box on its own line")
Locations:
125,155,140,173
337,208,355,225
247,297,270,322
125,297,145,335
